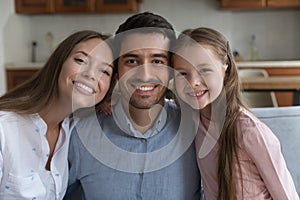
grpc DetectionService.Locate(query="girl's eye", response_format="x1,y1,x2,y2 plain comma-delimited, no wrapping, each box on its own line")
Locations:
199,68,211,73
176,71,187,77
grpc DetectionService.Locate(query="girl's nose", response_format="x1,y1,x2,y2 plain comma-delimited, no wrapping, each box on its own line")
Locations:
191,74,203,88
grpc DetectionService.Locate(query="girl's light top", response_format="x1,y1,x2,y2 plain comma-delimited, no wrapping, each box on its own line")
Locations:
196,107,299,200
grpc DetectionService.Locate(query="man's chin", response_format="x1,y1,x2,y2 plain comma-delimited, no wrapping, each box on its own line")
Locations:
129,102,154,110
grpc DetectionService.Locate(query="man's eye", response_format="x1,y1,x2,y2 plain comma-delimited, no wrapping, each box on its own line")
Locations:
126,59,138,64
152,60,164,64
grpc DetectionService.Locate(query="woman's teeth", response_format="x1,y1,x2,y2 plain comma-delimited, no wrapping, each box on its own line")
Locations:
75,82,95,94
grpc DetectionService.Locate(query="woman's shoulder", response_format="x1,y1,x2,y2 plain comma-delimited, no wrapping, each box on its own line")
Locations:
0,111,21,120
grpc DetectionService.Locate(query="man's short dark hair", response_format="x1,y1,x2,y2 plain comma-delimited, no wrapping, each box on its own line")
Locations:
113,12,176,68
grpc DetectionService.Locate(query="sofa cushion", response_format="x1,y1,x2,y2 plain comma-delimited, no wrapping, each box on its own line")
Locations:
252,106,300,195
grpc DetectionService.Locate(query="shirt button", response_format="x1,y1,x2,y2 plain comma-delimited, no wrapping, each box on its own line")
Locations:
141,138,147,143
138,171,144,176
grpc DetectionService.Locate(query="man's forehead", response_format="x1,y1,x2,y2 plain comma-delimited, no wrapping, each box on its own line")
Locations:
119,33,170,55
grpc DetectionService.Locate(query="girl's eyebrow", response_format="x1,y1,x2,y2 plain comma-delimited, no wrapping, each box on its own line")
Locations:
196,63,210,68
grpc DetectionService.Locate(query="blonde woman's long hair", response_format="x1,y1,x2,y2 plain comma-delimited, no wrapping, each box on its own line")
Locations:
173,27,247,200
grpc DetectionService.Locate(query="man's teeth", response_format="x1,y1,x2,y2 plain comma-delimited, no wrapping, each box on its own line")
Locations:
137,86,154,91
75,82,95,94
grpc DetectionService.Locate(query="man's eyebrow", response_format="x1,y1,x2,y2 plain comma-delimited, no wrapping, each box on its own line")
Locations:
151,54,168,59
121,53,138,58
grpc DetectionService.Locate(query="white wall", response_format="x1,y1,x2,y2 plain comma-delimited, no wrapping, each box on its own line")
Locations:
0,0,13,95
1,0,300,93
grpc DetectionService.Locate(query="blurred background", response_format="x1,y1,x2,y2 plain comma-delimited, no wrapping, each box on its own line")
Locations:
1,0,299,98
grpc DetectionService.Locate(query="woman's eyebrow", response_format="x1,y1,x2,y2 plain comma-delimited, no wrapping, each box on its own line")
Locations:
74,50,89,57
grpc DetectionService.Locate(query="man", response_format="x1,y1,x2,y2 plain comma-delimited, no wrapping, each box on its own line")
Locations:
65,12,201,200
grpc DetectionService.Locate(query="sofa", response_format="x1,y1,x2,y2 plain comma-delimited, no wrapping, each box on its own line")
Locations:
252,106,300,195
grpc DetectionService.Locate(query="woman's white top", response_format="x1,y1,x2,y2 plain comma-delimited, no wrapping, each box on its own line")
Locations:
0,111,72,200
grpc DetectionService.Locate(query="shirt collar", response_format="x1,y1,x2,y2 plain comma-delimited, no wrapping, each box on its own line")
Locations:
113,99,168,139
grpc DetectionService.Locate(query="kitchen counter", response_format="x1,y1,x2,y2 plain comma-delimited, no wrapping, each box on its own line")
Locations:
237,60,300,68
5,62,44,70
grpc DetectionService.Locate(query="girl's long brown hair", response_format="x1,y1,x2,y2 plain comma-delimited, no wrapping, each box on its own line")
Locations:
173,27,247,200
0,30,111,115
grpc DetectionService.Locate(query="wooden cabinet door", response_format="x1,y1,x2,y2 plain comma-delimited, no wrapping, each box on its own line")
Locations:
95,0,138,12
267,0,300,8
15,0,54,14
6,69,39,91
220,0,266,9
55,0,95,13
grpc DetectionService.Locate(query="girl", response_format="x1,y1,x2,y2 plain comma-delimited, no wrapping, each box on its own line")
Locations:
0,30,114,199
172,27,299,200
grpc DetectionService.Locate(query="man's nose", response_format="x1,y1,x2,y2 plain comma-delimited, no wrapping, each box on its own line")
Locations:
137,63,154,81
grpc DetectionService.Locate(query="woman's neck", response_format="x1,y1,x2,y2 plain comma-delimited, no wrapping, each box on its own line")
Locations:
39,101,71,129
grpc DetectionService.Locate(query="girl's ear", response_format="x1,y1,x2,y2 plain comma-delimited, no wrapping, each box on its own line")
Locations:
224,64,228,71
223,64,229,77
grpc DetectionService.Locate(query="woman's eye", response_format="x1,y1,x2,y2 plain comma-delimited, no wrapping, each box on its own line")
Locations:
74,57,87,64
101,70,111,77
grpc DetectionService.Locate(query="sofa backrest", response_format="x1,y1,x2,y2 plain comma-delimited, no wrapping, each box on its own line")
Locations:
252,106,300,195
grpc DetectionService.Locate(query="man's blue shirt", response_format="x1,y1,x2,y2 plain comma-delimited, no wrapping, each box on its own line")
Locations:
66,101,201,200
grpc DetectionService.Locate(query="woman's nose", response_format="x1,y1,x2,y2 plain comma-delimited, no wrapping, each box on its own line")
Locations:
82,64,97,81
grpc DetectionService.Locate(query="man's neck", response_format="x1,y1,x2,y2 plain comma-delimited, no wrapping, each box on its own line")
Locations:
122,102,164,134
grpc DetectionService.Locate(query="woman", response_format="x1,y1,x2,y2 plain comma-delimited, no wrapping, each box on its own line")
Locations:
0,30,114,199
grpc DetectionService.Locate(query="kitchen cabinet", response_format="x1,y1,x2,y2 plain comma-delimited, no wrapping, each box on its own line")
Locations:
95,0,138,12
15,0,54,14
267,0,300,8
220,0,266,9
55,0,95,13
220,0,300,9
6,69,40,91
15,0,139,14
